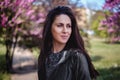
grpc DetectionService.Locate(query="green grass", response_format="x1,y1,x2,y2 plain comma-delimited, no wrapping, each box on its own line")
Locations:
89,38,120,80
0,40,10,80
0,73,10,80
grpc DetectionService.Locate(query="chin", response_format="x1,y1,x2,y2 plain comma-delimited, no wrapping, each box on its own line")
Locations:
60,41,68,44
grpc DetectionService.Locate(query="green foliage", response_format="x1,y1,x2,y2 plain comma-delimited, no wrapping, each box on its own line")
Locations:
90,38,120,80
99,30,108,38
91,16,108,38
0,39,10,80
0,73,10,80
0,40,6,71
32,47,40,59
0,27,6,38
79,29,91,49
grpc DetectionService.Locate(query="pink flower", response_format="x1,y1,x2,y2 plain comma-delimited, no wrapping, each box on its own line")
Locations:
38,13,45,18
26,10,34,16
4,0,10,6
112,37,120,42
1,14,8,27
35,18,45,24
30,15,36,20
107,28,115,33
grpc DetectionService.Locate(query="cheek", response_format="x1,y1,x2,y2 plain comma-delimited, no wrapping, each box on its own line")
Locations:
52,26,61,35
51,26,59,38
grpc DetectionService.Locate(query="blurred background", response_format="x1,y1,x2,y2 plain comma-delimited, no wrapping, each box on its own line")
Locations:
0,0,120,80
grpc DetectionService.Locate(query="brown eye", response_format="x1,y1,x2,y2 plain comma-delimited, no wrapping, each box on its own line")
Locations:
67,24,71,28
57,23,63,27
57,25,62,27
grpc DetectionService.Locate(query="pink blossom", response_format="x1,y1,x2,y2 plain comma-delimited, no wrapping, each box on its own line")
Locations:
29,27,43,38
15,18,25,24
112,37,120,42
0,2,4,6
30,27,41,35
35,18,45,24
107,28,115,33
26,10,35,16
12,8,23,22
100,20,107,25
17,28,22,32
30,15,36,20
0,0,44,39
27,0,35,3
4,0,10,6
38,13,45,18
1,14,8,27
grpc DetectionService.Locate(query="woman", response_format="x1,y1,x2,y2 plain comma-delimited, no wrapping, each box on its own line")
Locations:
38,6,99,80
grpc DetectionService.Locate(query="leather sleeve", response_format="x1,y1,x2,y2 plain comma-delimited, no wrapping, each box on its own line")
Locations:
74,52,91,80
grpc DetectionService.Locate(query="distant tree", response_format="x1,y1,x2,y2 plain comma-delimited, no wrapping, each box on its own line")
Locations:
91,11,107,38
99,0,120,43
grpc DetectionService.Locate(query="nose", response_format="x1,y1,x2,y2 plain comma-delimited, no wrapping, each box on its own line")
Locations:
63,26,67,33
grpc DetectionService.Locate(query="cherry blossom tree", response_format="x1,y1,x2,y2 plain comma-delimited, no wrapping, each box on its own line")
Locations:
0,0,46,72
99,0,120,43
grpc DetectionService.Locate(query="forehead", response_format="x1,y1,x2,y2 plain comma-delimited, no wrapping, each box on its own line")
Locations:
53,14,71,24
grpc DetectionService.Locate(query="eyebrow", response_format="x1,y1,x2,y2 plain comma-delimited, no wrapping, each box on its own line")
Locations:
55,22,71,25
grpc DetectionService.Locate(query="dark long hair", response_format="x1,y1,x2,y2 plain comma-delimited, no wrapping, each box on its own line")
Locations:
38,6,99,80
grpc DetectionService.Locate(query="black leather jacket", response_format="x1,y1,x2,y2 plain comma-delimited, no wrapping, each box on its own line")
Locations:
38,49,91,80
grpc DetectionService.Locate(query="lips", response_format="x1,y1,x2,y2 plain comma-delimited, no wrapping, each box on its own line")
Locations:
61,35,69,39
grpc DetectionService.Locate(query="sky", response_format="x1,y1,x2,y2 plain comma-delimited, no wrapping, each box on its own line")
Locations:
70,0,105,10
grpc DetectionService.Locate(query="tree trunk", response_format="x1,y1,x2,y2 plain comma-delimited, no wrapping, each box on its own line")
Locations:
5,34,18,72
5,39,12,72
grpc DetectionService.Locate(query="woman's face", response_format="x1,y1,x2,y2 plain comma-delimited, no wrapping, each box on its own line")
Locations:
51,14,72,45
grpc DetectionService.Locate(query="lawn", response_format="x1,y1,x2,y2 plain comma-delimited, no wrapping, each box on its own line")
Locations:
0,40,10,80
89,38,120,80
0,38,120,80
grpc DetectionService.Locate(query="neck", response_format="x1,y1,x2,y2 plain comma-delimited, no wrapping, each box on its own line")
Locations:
52,42,66,53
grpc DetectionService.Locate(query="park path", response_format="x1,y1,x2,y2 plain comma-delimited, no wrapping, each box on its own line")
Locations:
11,71,38,80
11,46,38,80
